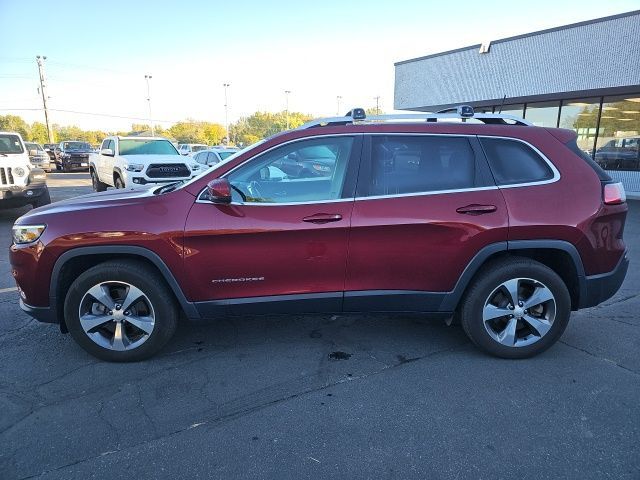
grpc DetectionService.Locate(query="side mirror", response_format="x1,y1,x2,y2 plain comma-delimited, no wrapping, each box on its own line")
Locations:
207,178,232,204
100,148,114,156
28,149,37,157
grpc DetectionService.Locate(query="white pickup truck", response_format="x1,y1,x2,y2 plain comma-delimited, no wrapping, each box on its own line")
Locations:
89,136,202,191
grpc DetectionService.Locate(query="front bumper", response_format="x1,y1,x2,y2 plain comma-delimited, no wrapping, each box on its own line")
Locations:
0,184,48,207
60,156,90,169
579,251,629,308
20,298,57,324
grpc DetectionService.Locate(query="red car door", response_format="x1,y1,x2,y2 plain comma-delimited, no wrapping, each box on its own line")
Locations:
344,133,508,311
183,135,362,316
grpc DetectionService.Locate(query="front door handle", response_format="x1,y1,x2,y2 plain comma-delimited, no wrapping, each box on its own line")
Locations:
302,213,343,224
456,204,497,215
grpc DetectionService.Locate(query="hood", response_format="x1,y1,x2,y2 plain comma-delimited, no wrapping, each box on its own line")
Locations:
121,154,189,164
15,187,159,224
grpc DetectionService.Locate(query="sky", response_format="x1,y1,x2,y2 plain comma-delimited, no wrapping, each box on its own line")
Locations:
1,0,639,131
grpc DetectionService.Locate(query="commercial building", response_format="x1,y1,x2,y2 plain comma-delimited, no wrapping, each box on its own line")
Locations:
394,10,640,193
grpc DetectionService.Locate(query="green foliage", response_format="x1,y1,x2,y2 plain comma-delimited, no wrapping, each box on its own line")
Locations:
229,111,313,146
365,107,384,116
0,115,30,139
163,120,227,145
29,123,49,143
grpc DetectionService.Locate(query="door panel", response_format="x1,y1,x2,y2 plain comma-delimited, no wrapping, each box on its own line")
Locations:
344,134,508,311
182,135,362,315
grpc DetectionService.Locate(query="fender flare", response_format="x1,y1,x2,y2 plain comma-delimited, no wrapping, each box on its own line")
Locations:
50,245,200,320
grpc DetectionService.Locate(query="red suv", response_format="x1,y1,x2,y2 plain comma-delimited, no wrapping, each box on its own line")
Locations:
10,108,629,361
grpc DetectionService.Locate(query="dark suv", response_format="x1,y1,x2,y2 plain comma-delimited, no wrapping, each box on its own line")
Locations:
10,108,629,361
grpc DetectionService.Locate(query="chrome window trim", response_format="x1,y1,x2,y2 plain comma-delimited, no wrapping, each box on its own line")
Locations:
477,135,561,189
196,133,361,206
196,132,561,206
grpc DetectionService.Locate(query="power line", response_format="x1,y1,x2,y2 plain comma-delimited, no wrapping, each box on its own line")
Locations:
0,107,181,124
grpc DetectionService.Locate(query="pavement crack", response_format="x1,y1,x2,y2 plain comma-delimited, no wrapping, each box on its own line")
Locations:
559,340,639,376
19,342,468,479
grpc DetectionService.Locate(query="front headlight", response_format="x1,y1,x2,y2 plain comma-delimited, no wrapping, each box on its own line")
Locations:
14,167,25,177
125,163,144,172
12,224,46,244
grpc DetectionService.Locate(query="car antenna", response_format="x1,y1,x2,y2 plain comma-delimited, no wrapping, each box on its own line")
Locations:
498,95,506,114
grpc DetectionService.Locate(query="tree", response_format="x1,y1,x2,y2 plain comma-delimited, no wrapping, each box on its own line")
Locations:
365,107,384,116
0,115,30,138
229,111,313,146
29,122,49,143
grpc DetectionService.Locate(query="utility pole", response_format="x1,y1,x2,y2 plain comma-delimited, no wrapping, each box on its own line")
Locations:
374,96,380,115
336,95,342,116
223,83,230,144
144,75,154,136
284,90,291,130
35,56,53,143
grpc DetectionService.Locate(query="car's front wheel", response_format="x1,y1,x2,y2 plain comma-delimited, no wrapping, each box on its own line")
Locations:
114,175,125,189
64,260,178,361
459,258,571,359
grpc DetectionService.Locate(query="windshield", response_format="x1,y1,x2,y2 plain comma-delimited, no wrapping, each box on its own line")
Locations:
0,134,24,154
64,141,91,150
119,139,179,155
192,145,207,152
25,142,44,151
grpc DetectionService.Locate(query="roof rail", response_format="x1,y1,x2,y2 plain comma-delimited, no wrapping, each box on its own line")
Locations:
298,106,533,129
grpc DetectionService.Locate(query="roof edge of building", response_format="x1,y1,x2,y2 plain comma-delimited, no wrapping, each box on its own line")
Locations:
394,9,640,67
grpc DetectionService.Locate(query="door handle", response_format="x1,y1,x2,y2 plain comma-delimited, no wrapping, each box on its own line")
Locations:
302,213,343,224
456,204,497,215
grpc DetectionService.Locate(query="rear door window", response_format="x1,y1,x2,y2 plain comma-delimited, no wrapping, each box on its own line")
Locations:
479,138,554,185
359,135,488,197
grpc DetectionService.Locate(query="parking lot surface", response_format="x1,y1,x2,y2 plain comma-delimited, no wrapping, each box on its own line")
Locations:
0,173,638,479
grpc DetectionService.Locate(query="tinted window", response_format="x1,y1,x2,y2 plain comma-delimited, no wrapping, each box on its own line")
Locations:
480,138,554,185
119,139,178,155
0,134,24,154
206,152,220,165
227,136,354,204
366,135,478,196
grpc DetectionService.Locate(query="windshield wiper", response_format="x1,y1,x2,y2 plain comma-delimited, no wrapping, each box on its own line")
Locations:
156,180,184,195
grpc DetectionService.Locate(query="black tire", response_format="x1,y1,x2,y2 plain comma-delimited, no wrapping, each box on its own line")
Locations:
114,175,125,189
63,162,71,172
55,162,62,171
64,260,179,362
91,168,108,192
31,189,51,209
459,257,571,359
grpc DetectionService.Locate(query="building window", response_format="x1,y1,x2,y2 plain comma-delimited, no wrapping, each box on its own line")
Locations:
559,97,601,157
594,96,640,171
524,101,560,127
497,104,524,119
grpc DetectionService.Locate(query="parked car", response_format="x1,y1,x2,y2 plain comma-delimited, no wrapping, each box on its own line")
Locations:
193,148,240,168
56,141,93,171
89,136,201,190
594,136,640,171
10,107,628,362
0,132,50,209
24,142,54,172
43,143,58,161
177,143,208,156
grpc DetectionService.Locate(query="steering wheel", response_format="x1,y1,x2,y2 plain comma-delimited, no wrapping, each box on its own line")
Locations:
247,181,263,201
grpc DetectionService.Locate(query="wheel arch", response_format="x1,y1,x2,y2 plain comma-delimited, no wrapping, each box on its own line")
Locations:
51,246,200,332
443,240,586,312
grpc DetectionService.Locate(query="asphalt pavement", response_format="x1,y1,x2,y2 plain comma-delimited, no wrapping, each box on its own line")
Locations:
0,173,638,479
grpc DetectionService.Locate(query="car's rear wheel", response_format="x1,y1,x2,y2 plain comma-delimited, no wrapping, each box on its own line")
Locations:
91,169,108,192
460,258,571,359
64,260,178,361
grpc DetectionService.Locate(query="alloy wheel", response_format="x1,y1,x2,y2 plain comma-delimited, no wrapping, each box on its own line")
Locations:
78,281,155,351
482,277,556,348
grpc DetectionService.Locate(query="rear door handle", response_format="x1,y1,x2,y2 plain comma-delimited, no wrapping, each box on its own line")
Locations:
302,213,343,224
456,204,497,215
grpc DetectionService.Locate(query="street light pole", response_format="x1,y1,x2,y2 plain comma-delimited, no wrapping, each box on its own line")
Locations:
35,56,53,143
374,96,380,115
144,74,154,136
284,90,291,130
223,83,230,144
336,95,342,116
